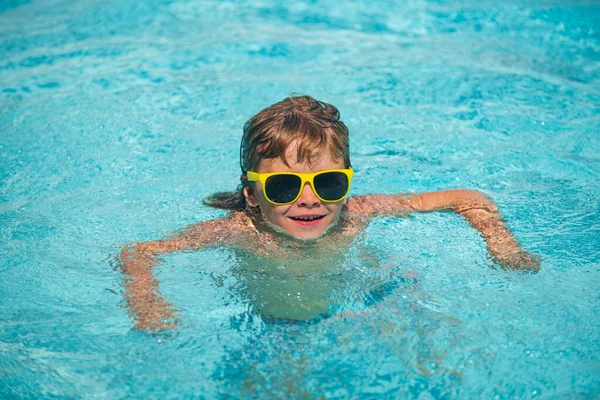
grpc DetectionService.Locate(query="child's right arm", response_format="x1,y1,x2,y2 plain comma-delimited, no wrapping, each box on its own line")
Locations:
117,215,240,331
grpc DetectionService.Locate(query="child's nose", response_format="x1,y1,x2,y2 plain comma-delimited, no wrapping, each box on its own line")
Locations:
296,183,320,207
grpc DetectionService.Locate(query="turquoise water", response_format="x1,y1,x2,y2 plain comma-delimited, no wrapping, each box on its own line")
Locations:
1,0,599,398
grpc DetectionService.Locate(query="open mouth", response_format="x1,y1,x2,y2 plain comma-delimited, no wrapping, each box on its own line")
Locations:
288,215,326,225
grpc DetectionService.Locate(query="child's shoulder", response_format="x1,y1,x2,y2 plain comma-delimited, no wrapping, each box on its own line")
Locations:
178,211,257,247
345,194,419,217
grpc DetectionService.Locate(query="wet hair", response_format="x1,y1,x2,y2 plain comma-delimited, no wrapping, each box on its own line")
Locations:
203,94,351,210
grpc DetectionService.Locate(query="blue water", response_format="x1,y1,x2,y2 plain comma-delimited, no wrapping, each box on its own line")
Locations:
1,0,599,398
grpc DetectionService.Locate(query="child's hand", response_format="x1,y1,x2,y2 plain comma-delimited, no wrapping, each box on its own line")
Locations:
456,206,541,273
128,291,180,332
495,248,541,272
135,306,179,332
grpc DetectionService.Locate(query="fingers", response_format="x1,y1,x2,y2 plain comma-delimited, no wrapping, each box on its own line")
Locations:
497,250,541,273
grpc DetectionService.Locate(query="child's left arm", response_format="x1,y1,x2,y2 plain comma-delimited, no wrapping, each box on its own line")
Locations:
346,190,540,271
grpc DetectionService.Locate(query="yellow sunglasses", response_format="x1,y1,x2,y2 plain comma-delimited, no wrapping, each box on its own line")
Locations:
246,168,354,205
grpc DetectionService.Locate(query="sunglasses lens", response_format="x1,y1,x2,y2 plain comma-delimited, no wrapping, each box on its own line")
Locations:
265,174,302,204
314,172,349,201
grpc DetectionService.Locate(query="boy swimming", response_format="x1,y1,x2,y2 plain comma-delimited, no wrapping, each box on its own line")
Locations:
119,95,540,330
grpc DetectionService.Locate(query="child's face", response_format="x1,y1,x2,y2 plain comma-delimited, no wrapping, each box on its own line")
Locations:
243,145,347,240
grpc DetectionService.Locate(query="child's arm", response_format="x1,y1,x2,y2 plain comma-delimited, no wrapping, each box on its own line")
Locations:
346,190,540,271
117,216,239,331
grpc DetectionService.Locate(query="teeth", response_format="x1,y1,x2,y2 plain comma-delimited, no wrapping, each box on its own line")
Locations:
293,216,321,221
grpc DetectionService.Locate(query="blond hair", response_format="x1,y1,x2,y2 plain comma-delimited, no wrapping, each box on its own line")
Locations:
204,94,351,210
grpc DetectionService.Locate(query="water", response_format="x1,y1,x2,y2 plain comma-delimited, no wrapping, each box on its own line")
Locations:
1,0,599,398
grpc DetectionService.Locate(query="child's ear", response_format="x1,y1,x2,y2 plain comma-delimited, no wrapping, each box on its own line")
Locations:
243,186,258,207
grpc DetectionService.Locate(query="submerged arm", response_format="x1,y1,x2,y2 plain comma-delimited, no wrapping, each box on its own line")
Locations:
117,216,237,331
347,190,540,271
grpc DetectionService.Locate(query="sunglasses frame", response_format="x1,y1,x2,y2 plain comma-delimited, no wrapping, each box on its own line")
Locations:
246,168,354,205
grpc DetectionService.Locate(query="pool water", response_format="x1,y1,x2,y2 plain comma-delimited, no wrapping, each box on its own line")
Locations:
1,0,599,398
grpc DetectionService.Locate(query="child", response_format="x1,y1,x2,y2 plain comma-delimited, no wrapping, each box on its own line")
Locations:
119,95,540,331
